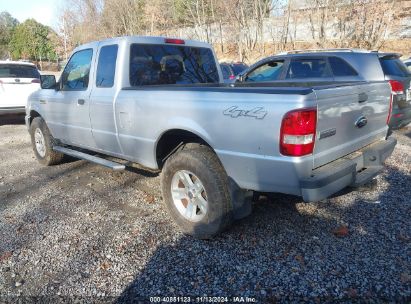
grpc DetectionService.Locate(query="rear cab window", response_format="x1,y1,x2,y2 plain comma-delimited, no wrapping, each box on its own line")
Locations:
0,64,40,79
286,58,330,79
129,44,219,86
380,58,411,77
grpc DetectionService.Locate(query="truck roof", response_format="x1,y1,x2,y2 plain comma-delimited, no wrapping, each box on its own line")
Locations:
73,36,213,53
0,60,37,66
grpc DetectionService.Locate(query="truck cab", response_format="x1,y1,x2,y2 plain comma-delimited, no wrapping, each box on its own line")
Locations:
28,37,222,153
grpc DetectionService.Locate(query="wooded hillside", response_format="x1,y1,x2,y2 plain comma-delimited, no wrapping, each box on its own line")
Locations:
58,0,411,62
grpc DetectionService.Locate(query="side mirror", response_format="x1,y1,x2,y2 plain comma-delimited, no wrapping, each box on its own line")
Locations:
40,75,57,90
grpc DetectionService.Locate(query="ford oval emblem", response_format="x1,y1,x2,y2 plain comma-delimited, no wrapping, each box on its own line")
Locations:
355,116,368,128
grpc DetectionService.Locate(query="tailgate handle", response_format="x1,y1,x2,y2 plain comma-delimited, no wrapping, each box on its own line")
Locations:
358,93,368,103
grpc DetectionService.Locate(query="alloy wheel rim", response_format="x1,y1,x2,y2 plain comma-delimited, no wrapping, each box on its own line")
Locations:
34,128,46,158
171,170,208,222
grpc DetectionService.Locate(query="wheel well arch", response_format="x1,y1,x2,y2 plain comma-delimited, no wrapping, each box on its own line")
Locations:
29,110,42,125
155,129,213,168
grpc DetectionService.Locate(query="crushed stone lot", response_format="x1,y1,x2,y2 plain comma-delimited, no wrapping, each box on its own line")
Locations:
0,114,410,302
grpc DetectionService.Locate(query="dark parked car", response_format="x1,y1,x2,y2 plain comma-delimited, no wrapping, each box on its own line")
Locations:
380,54,411,129
220,62,248,82
236,49,411,129
404,59,411,71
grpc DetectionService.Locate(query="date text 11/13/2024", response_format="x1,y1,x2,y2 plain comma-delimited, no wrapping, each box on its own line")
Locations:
149,296,257,303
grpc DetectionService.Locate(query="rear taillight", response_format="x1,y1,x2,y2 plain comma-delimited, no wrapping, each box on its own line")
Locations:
387,95,393,125
280,108,317,156
389,80,404,95
0,80,2,84
31,79,40,84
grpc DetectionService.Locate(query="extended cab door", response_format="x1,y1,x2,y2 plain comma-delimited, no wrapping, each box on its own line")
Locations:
44,48,96,148
89,43,122,155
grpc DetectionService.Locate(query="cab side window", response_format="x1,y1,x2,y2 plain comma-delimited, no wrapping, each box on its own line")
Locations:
329,57,358,77
61,49,93,91
286,58,330,79
245,60,284,82
96,45,118,88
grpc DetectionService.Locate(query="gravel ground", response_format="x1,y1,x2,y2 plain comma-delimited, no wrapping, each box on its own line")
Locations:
0,114,410,303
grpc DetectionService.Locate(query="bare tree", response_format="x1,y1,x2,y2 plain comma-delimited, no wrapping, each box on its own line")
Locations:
334,0,401,49
54,0,407,65
304,0,401,49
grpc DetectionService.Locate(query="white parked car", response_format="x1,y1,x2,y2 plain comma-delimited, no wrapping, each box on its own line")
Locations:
0,61,41,115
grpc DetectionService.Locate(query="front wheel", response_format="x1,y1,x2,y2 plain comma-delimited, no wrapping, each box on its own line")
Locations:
160,144,233,239
30,117,64,166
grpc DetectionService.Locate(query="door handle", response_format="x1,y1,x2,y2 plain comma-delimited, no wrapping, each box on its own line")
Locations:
358,93,368,103
77,99,85,105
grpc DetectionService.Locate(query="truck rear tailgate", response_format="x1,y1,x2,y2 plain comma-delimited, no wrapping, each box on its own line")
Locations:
313,82,391,169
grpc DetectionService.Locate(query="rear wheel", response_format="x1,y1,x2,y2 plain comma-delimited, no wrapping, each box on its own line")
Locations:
30,117,64,166
161,144,233,239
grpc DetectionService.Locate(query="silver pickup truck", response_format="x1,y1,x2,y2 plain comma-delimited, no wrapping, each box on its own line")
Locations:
26,36,396,238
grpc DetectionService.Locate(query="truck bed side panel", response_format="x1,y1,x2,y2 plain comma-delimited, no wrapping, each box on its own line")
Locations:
115,87,317,194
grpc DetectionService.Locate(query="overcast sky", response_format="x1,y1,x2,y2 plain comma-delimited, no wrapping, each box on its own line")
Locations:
0,0,60,28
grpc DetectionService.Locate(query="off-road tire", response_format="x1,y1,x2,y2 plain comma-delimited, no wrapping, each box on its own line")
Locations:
30,117,64,166
160,144,233,239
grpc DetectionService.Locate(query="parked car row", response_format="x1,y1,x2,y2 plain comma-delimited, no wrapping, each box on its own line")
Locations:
227,49,411,130
2,49,410,132
0,39,408,238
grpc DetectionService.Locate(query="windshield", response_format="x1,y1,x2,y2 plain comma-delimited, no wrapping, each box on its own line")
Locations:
129,44,219,86
0,64,40,79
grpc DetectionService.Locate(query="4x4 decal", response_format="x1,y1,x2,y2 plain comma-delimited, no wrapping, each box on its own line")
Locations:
223,106,267,119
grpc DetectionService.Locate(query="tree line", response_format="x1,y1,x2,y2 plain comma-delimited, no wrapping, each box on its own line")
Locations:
0,0,407,65
59,0,406,62
59,0,275,61
0,12,58,67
